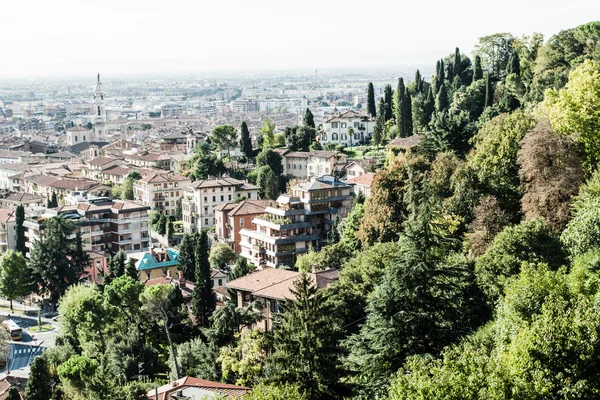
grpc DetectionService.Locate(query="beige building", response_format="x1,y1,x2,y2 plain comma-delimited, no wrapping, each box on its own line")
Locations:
133,172,191,216
182,177,260,233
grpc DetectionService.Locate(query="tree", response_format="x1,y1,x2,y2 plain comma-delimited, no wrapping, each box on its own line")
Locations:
155,213,168,235
242,383,305,400
209,243,236,269
125,258,138,281
517,119,584,233
384,84,394,121
219,329,269,386
372,99,385,147
267,273,345,399
240,122,253,158
140,284,181,379
170,337,220,381
0,250,29,310
506,49,521,75
212,125,238,159
230,257,252,281
121,177,135,200
24,356,52,400
50,191,58,208
303,108,315,129
544,59,600,172
191,142,226,179
6,387,19,400
472,55,483,82
474,32,515,78
435,85,449,113
256,149,283,176
192,230,215,327
260,118,276,149
414,69,423,93
475,218,567,305
14,204,26,257
256,166,280,200
467,196,509,257
28,217,87,304
367,82,376,117
108,250,126,279
484,73,494,108
453,47,462,78
178,233,196,281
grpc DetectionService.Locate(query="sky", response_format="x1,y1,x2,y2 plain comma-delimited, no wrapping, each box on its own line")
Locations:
1,0,598,78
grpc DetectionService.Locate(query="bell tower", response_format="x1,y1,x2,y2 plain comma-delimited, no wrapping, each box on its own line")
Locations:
93,73,107,142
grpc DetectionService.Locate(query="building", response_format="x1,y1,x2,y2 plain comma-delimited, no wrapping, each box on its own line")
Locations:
211,269,228,288
346,172,375,198
214,200,271,254
148,376,250,400
239,175,353,268
128,247,180,281
319,110,375,147
386,134,423,160
0,209,15,254
133,172,192,216
182,178,260,234
93,74,107,142
282,151,309,178
124,152,171,169
23,199,151,258
306,151,347,178
0,191,45,210
144,270,196,301
225,267,339,331
66,126,92,146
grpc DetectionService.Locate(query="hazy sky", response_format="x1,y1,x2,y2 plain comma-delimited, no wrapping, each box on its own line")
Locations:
1,0,598,78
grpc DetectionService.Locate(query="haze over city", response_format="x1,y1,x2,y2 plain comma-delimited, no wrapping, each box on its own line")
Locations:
1,0,598,78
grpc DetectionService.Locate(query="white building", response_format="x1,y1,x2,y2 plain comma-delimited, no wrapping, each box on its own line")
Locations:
182,177,260,234
93,74,107,142
66,125,92,146
133,172,192,216
319,110,375,147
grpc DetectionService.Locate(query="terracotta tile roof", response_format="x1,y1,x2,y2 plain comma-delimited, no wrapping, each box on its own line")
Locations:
139,172,190,184
346,172,376,187
0,209,15,224
187,177,255,190
310,150,340,159
387,134,423,149
0,192,43,203
225,268,299,293
215,200,270,216
324,110,371,123
147,376,249,400
88,156,121,166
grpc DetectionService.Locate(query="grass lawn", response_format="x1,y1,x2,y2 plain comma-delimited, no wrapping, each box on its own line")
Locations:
28,324,55,332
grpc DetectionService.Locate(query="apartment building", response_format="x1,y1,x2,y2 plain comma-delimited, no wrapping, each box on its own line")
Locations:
133,172,192,216
0,209,15,254
278,150,348,178
239,175,353,268
319,110,375,147
181,177,260,234
22,199,151,258
214,199,271,254
124,151,171,169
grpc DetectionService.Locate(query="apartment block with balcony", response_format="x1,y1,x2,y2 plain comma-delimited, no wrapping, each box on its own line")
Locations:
0,209,16,254
133,172,191,217
182,177,260,234
214,199,271,254
239,175,353,269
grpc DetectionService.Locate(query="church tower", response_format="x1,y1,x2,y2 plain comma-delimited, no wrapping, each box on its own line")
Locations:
93,73,107,142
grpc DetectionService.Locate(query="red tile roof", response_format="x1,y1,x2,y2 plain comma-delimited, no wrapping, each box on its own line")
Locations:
346,172,376,187
147,376,249,400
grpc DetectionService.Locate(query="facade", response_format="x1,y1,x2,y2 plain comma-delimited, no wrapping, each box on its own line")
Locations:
214,200,271,254
66,126,92,146
128,247,180,281
239,175,353,268
0,209,15,254
22,199,151,258
181,178,260,234
282,151,309,178
0,191,44,210
319,110,374,147
306,151,347,177
226,268,339,331
346,172,375,198
133,172,192,216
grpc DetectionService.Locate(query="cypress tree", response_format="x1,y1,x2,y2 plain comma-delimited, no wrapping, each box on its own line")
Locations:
405,88,413,136
50,191,58,208
506,50,521,76
473,55,483,83
372,99,385,148
384,84,393,122
395,77,406,125
435,85,449,113
178,233,196,281
14,204,26,257
192,231,215,327
367,82,376,118
414,70,423,93
453,47,462,80
303,108,315,129
485,73,494,108
424,87,435,123
433,61,441,95
439,59,445,82
240,122,253,158
6,387,20,400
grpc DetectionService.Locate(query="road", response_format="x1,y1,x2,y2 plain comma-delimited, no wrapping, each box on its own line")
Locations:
0,313,59,378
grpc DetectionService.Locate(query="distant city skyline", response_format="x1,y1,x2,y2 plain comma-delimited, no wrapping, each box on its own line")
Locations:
1,0,598,78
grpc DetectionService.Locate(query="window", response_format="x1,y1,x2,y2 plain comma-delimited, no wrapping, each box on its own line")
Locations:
204,207,208,213
228,195,232,200
331,122,338,128
322,133,327,140
354,121,359,128
332,133,338,140
355,133,360,140
220,195,224,201
218,279,223,286
163,183,167,188
213,196,216,202
204,219,208,225
221,187,223,192
204,197,207,202
341,122,347,128
248,193,251,199
75,136,78,141
240,219,244,226
341,134,347,140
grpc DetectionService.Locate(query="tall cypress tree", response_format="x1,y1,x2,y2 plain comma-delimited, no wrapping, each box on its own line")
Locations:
395,77,406,125
239,122,253,158
405,89,413,137
484,73,494,108
435,85,449,113
192,231,215,327
506,50,521,76
372,99,385,148
414,69,423,93
453,47,462,80
383,84,393,122
473,55,483,83
303,108,315,129
178,233,196,281
50,191,58,208
438,59,445,82
14,204,26,257
367,83,376,118
424,87,435,124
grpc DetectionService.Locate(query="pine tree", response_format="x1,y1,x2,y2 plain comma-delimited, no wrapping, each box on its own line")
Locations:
108,250,126,278
506,50,521,76
125,258,138,281
303,108,315,129
240,122,253,158
435,84,449,113
485,73,494,108
384,85,393,122
192,231,215,327
453,47,462,79
473,55,483,83
14,204,26,257
367,82,376,118
268,273,345,399
24,356,52,400
178,233,196,281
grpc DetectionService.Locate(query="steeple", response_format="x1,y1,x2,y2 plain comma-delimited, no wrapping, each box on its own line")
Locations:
93,73,106,142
